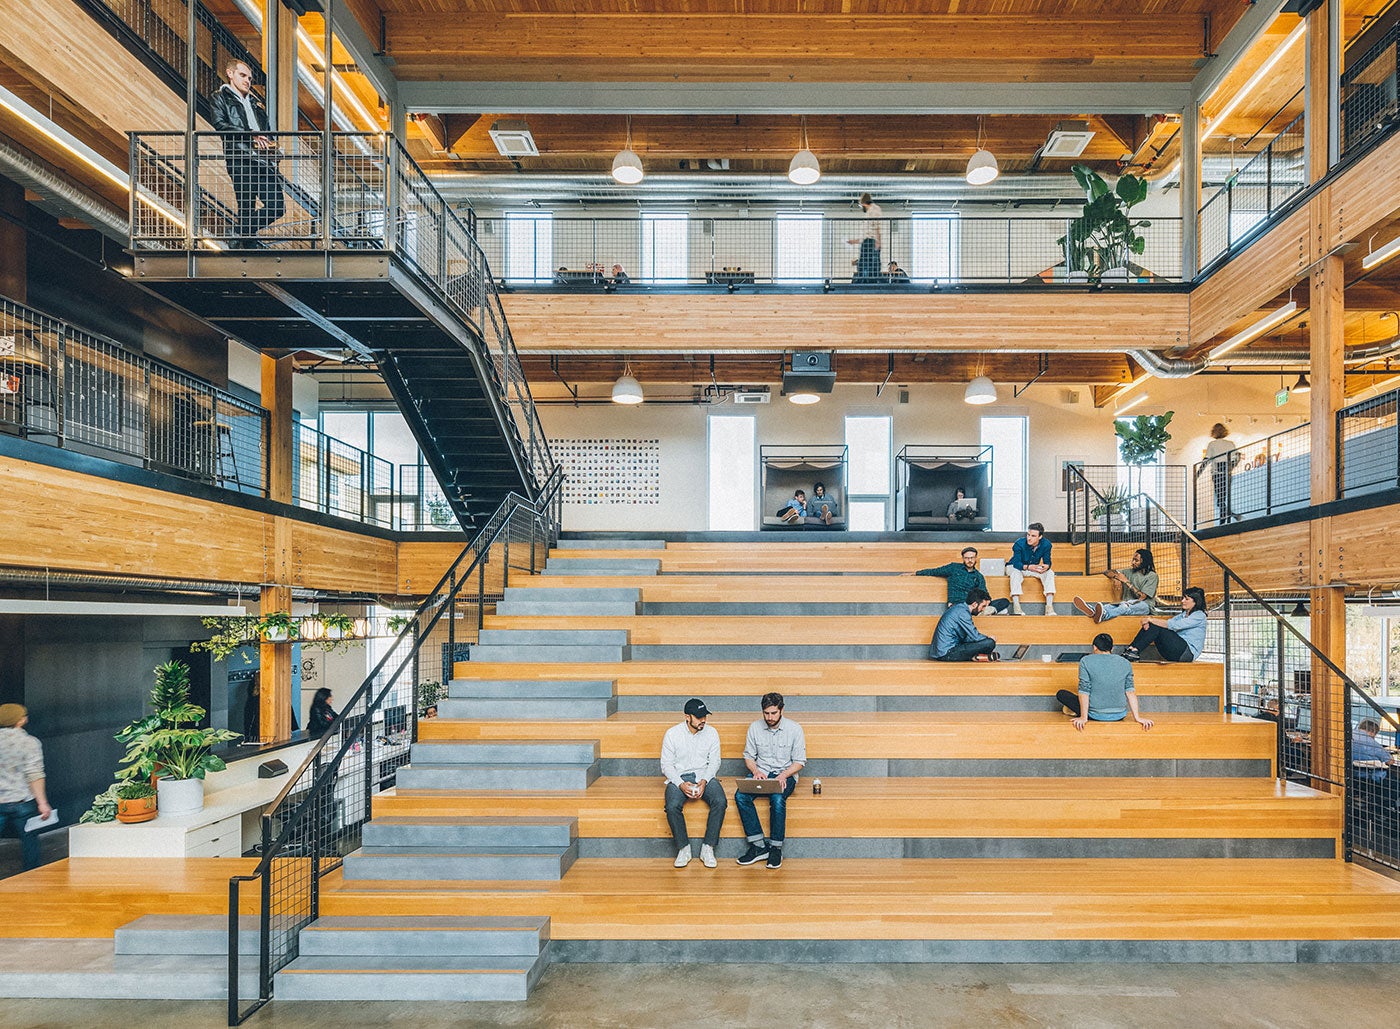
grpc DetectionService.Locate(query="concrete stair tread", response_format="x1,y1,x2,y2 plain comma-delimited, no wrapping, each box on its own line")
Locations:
284,956,537,972
355,845,577,857
307,915,549,931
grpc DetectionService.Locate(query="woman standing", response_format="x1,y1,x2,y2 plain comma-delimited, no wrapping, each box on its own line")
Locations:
308,687,337,738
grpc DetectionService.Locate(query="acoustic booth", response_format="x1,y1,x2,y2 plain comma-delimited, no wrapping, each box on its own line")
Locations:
897,445,993,530
760,445,849,530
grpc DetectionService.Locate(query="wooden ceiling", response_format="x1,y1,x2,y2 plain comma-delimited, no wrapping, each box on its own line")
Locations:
359,0,1249,84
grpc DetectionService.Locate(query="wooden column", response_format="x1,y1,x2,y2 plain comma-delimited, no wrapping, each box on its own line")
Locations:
1307,252,1347,789
0,178,26,303
1305,1,1337,183
259,353,295,742
263,0,298,131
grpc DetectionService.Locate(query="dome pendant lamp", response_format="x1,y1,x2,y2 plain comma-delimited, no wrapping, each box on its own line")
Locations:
965,115,999,186
611,115,644,185
788,115,821,185
611,363,644,404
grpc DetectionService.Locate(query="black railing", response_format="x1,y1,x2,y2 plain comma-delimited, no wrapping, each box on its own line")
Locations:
1191,422,1311,529
1342,19,1400,160
226,466,563,1024
1064,463,1189,572
1068,465,1400,872
0,294,267,495
1198,108,1306,271
1338,386,1400,499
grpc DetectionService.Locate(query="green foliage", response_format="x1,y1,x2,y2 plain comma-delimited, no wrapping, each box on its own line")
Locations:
1115,411,1176,465
259,611,298,640
417,680,448,713
426,496,453,527
116,780,156,800
1089,484,1135,520
80,783,121,824
322,613,355,634
387,614,414,636
1058,165,1153,280
190,615,260,662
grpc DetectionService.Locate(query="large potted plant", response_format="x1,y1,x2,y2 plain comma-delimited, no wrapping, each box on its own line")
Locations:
1115,411,1175,523
114,661,241,816
1059,164,1151,282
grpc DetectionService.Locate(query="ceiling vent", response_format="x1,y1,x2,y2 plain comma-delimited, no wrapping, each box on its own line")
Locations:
1042,121,1096,159
733,389,771,404
488,119,540,157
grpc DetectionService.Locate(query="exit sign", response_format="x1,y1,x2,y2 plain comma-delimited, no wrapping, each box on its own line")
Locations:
1275,388,1290,407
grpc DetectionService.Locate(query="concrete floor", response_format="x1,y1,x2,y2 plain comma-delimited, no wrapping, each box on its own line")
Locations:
0,961,1393,1028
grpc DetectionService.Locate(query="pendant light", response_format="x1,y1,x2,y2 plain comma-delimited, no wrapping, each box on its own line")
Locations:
788,115,820,185
964,354,997,405
1291,373,1311,394
611,115,644,184
611,362,644,404
965,115,999,186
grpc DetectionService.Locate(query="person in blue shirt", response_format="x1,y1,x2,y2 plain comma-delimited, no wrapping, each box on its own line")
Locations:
778,489,807,524
1124,586,1208,663
1007,522,1057,615
930,588,999,662
1056,634,1154,731
1352,718,1395,783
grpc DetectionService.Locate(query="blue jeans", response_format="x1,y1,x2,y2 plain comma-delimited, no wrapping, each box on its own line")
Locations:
735,777,797,847
0,798,40,871
1099,599,1150,621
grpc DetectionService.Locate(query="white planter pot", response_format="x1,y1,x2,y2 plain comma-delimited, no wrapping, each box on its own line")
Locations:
1101,266,1130,282
263,627,290,642
1068,270,1089,283
157,777,205,816
325,627,345,640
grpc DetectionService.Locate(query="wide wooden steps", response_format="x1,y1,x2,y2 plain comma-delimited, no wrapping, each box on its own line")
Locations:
521,574,1097,603
419,711,1274,763
377,776,1338,842
479,614,1138,646
453,659,1223,700
548,541,1088,574
320,857,1400,942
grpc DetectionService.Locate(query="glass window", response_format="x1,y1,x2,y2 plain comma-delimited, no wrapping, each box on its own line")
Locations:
505,212,553,282
980,415,1027,531
775,212,822,282
847,499,888,532
640,212,689,282
846,415,892,495
708,415,756,529
321,410,368,451
909,214,960,282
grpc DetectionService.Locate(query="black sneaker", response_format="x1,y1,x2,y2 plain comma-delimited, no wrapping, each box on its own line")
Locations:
737,843,769,866
766,848,783,869
1124,649,1141,662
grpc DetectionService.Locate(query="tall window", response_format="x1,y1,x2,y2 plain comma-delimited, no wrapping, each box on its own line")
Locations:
775,212,822,282
909,214,960,282
980,415,1027,531
846,415,892,531
708,415,756,529
505,212,553,282
640,212,689,282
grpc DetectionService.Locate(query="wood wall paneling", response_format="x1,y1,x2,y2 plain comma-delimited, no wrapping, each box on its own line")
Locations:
1189,205,1313,347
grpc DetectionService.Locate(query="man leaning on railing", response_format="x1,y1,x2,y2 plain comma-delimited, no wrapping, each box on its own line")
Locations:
210,59,287,248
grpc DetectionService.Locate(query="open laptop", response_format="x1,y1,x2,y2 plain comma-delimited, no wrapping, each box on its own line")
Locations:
980,557,1006,576
736,777,786,794
951,497,978,514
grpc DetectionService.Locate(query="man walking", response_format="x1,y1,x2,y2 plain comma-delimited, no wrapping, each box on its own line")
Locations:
907,546,1009,613
1056,634,1153,731
210,59,287,247
1008,522,1056,615
930,587,999,662
660,698,726,869
735,693,806,870
0,704,51,872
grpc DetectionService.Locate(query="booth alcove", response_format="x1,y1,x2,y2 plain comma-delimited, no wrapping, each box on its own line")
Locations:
897,445,993,531
760,445,849,530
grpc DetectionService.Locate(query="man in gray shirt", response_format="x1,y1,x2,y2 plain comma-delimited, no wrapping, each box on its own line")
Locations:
1055,634,1154,731
734,692,806,870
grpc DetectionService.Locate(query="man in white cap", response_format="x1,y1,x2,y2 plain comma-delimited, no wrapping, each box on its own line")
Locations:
660,698,726,868
0,704,50,871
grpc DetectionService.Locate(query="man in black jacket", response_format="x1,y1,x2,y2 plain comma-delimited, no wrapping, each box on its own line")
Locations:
210,59,286,247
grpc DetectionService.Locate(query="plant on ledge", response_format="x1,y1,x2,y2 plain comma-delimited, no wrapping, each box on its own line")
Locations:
259,611,298,642
1089,483,1135,523
1058,164,1151,281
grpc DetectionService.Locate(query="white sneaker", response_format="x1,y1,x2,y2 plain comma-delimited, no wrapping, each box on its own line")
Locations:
1011,599,1025,616
674,845,692,868
700,844,717,868
1044,600,1057,615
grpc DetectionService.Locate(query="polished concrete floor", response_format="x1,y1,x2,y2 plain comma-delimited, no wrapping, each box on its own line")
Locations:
0,961,1393,1028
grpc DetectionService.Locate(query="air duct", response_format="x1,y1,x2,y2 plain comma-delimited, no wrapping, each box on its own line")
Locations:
0,138,128,241
0,566,355,602
1129,331,1400,378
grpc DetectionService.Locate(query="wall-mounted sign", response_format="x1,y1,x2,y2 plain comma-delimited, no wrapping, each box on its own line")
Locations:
1275,388,1290,407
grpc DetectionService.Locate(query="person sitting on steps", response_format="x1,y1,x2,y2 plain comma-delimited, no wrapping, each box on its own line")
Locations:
1124,586,1208,663
1073,548,1159,623
735,692,807,871
930,587,999,662
1056,633,1154,732
1008,521,1056,615
906,546,1009,613
660,698,726,869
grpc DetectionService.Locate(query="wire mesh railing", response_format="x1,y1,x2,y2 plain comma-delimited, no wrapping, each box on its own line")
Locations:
1068,465,1400,873
0,293,267,495
394,463,457,532
1191,422,1311,529
1063,464,1188,576
473,215,1184,286
1342,19,1400,160
1198,110,1306,271
1338,386,1400,499
130,130,556,497
290,422,393,527
227,467,563,1024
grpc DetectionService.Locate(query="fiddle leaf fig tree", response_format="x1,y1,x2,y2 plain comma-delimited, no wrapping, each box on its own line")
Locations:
1115,410,1175,501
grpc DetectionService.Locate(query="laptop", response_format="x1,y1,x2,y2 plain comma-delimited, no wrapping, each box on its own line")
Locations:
980,557,1006,576
736,777,785,794
951,497,978,514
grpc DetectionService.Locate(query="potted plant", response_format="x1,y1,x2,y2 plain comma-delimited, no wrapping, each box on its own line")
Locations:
426,496,453,527
1115,411,1175,500
260,611,298,643
1058,164,1151,282
321,612,355,640
387,614,414,636
114,781,158,824
114,661,242,816
191,614,261,662
1089,484,1135,529
80,783,122,824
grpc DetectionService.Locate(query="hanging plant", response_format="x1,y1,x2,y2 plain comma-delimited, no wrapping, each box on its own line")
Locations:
191,615,261,662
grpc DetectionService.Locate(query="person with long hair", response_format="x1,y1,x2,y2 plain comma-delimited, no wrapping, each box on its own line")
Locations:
1124,586,1208,663
1073,548,1158,622
307,687,336,738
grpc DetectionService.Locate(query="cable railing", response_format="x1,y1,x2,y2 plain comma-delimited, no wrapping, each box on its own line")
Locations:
1067,465,1400,873
1198,110,1306,271
474,214,1185,286
129,130,555,495
0,293,267,495
226,466,563,1024
1191,422,1311,530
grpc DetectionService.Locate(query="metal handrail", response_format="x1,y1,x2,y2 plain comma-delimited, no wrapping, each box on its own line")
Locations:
227,466,564,1024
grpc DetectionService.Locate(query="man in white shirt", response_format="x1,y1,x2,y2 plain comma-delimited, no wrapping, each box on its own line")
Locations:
660,698,726,868
846,193,883,282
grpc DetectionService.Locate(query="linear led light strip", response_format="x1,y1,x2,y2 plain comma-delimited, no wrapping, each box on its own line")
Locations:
1362,233,1400,271
1202,22,1306,143
1208,301,1299,361
1116,392,1150,414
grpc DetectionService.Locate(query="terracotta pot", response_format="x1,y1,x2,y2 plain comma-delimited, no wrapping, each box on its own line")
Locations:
116,794,158,824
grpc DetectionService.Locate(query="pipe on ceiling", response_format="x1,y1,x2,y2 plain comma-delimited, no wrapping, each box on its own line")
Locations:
0,138,128,241
0,566,350,602
1131,332,1400,378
